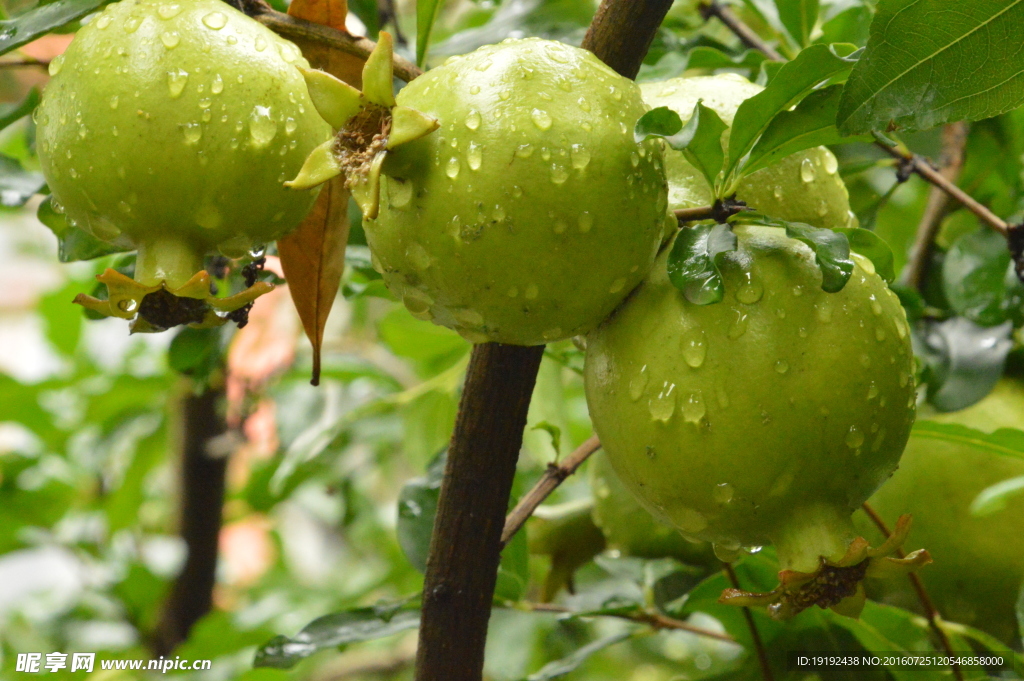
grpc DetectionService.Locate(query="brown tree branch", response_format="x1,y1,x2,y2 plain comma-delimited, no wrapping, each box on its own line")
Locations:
723,562,775,681
501,435,601,546
861,503,964,681
414,344,545,681
699,1,784,62
901,122,969,291
522,602,738,643
675,202,749,224
155,387,229,656
414,3,674,680
0,59,49,68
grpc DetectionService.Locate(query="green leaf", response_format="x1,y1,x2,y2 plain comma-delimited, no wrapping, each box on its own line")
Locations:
685,45,767,71
396,450,445,573
0,89,39,133
37,195,132,262
416,0,443,67
911,421,1024,461
523,632,634,681
254,603,420,669
916,318,1013,412
666,223,738,305
495,523,529,602
776,0,819,47
741,85,869,179
969,475,1024,516
167,327,222,381
530,421,561,455
0,154,44,207
728,43,858,177
948,619,1024,671
736,214,853,291
837,0,1024,134
942,227,1024,327
635,102,728,189
834,227,896,283
0,0,108,57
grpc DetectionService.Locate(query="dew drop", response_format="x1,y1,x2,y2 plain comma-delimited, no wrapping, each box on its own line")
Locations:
630,152,640,168
859,353,872,368
210,74,224,95
96,14,112,28
445,157,460,178
124,15,141,33
474,59,492,71
158,3,182,18
823,153,838,175
467,142,482,170
774,359,789,374
773,185,783,199
681,391,706,424
875,327,886,342
465,110,481,130
899,373,909,387
800,157,816,183
524,284,538,300
845,426,865,449
109,95,119,109
550,164,569,184
649,382,677,422
816,198,828,217
609,278,626,293
727,309,748,339
202,11,227,29
542,327,562,341
713,482,734,504
181,122,202,145
570,144,591,169
553,219,567,234
578,212,593,233
167,68,189,98
816,302,832,323
629,365,649,401
867,383,879,399
48,55,64,76
736,273,763,304
248,105,277,147
198,97,212,108
161,31,179,48
531,109,552,130
515,144,533,158
681,328,707,368
499,89,511,101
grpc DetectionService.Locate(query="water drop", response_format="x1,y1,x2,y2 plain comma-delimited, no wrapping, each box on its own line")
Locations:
445,157,460,178
550,164,569,184
198,97,212,108
859,353,872,368
629,365,649,400
465,110,481,130
800,157,816,183
161,31,179,48
609,278,626,293
540,148,550,161
158,3,182,18
553,219,567,234
867,383,879,400
474,59,492,71
248,105,277,147
713,482,734,504
117,299,137,313
578,212,593,233
201,108,212,122
48,55,64,76
465,142,483,171
96,14,112,29
167,68,189,98
674,507,708,534
531,109,552,130
727,309,748,339
227,34,237,45
630,152,640,168
515,144,533,158
649,382,676,422
124,15,141,33
899,373,909,387
823,153,838,175
875,327,886,342
77,124,87,139
681,328,707,368
202,11,227,29
845,426,864,449
570,144,591,169
816,198,828,217
773,185,783,199
492,206,505,222
736,273,763,304
816,302,832,323
542,327,562,341
109,95,119,109
524,284,538,300
681,391,705,424
181,122,202,145
210,73,224,95
774,360,789,374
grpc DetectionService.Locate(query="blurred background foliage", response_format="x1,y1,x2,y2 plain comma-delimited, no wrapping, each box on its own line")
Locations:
0,0,1023,679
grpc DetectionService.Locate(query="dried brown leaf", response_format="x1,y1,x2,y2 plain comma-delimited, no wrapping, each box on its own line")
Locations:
288,0,364,85
277,176,350,385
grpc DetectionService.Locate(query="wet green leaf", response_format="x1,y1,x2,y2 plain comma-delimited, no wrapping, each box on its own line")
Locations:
775,0,819,47
0,0,108,56
666,223,737,305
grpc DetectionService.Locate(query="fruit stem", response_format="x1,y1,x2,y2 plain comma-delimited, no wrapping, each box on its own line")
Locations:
769,504,857,573
135,238,205,289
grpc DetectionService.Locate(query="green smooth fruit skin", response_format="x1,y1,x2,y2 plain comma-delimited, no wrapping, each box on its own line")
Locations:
366,38,669,346
590,450,715,566
584,226,916,572
854,380,1024,644
36,0,330,287
641,74,856,229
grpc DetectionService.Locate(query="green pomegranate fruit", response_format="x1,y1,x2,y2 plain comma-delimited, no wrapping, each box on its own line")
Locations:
36,0,330,331
590,450,715,566
585,225,923,618
641,74,855,228
361,38,668,345
854,380,1024,644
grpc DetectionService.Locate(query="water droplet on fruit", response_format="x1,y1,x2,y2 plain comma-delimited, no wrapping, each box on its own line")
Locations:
875,327,886,342
524,284,538,300
226,34,237,45
859,353,872,368
823,153,838,175
445,157,460,179
673,507,708,534
542,327,562,341
531,109,552,130
167,68,189,98
736,273,763,304
899,373,909,387
248,105,277,147
514,144,533,159
727,309,748,339
800,157,816,183
816,302,832,323
776,308,786,319
680,390,705,424
681,328,707,368
649,382,676,422
117,298,137,313
124,15,141,33
158,3,182,18
465,110,481,130
96,14,112,28
553,219,567,234
816,198,828,217
609,278,626,293
773,185,783,199
49,55,64,76
630,152,640,168
713,482,734,503
161,31,179,48
578,212,593,233
181,122,202,144
108,95,119,109
207,74,224,96
202,11,227,29
867,383,879,400
198,97,212,109
467,142,482,170
550,164,568,184
540,148,550,161
474,59,492,71
774,359,789,374
629,365,649,400
845,426,864,449
570,144,591,169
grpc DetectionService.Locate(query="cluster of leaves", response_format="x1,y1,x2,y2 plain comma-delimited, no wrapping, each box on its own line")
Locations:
1,0,1024,679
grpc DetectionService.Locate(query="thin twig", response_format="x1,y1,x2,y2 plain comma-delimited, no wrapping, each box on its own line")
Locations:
722,563,774,681
901,122,969,291
501,435,601,545
521,602,737,643
675,202,748,224
861,503,964,681
0,59,49,68
247,5,422,81
698,1,783,62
